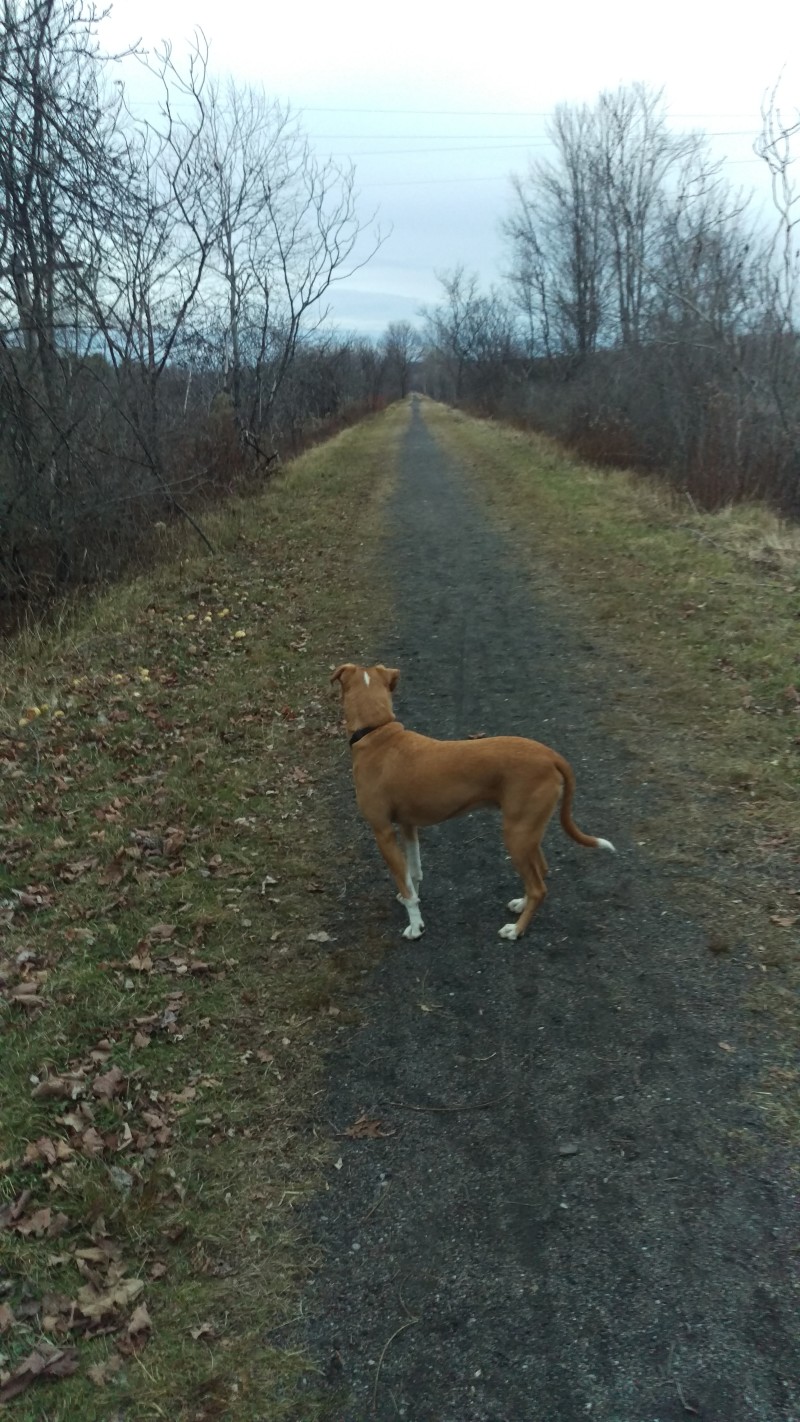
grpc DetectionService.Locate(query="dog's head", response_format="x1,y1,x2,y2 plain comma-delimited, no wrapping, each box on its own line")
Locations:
330,662,399,734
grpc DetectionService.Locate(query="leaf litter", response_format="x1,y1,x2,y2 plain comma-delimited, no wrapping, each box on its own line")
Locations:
0,406,396,1411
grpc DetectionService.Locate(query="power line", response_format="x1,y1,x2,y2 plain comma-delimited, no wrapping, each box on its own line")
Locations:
326,132,759,161
361,173,513,189
298,104,763,119
358,161,766,190
312,128,758,144
333,142,551,158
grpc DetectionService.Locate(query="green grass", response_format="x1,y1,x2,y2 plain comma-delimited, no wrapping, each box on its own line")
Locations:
0,403,409,1418
421,399,799,1133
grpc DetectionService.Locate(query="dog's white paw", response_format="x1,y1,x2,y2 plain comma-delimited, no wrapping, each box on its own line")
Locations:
402,921,425,940
498,923,519,940
507,897,525,914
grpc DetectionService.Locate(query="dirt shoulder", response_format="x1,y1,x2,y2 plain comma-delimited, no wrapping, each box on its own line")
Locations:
308,399,799,1421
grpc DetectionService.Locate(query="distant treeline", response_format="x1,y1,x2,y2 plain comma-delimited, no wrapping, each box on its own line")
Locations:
420,84,800,515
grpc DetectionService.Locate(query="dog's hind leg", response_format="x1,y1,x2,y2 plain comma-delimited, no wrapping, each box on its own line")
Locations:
373,824,425,939
499,819,548,941
508,845,548,911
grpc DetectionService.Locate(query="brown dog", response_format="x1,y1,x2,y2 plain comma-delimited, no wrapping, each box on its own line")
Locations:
331,662,615,940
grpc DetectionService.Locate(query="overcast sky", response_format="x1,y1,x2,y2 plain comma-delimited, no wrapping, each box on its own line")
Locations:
104,0,800,337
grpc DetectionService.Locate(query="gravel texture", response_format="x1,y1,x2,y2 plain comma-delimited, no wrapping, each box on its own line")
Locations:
304,400,799,1422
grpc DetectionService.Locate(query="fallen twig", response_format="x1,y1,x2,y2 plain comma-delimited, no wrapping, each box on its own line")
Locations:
372,1316,419,1414
675,1378,700,1416
360,1181,391,1223
388,1092,511,1114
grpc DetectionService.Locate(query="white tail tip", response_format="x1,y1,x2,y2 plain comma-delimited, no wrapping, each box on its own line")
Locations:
596,838,616,853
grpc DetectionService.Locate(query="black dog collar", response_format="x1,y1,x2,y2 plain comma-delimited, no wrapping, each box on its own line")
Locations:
349,725,379,747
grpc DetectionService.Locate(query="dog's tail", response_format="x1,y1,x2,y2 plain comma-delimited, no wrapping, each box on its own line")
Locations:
554,755,615,853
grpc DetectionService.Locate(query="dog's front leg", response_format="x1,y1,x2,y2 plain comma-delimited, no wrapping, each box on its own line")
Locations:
373,824,424,939
400,826,422,891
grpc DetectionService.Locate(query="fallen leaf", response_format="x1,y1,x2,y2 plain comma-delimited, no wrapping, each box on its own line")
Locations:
80,1127,106,1158
0,1189,32,1227
92,1065,125,1100
718,1041,737,1053
126,1302,152,1343
162,829,186,858
0,1342,78,1402
58,858,98,882
190,1321,215,1341
307,930,331,943
14,1207,64,1240
13,886,55,910
15,1206,54,1236
168,1084,197,1106
342,1114,395,1140
23,1136,72,1167
8,991,45,1008
147,922,176,941
31,1073,85,1101
128,953,153,973
74,1245,111,1263
770,914,798,929
10,980,44,998
0,1301,14,1334
76,1277,144,1321
87,1353,124,1387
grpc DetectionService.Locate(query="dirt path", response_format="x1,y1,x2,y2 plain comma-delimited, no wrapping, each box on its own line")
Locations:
306,400,799,1422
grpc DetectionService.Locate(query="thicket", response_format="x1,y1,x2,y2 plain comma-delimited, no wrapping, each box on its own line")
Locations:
0,0,399,609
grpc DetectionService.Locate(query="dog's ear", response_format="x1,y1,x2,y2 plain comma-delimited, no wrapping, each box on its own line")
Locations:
375,664,400,692
330,662,356,686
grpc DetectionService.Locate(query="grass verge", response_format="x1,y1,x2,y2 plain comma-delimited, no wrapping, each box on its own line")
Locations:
0,402,408,1418
422,399,799,1135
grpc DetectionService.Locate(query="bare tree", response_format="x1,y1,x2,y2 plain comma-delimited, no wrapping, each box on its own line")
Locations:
422,268,518,407
201,81,292,418
242,147,379,453
755,81,800,332
593,84,704,346
504,103,608,359
380,320,422,398
422,266,483,399
0,0,134,588
77,32,223,543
